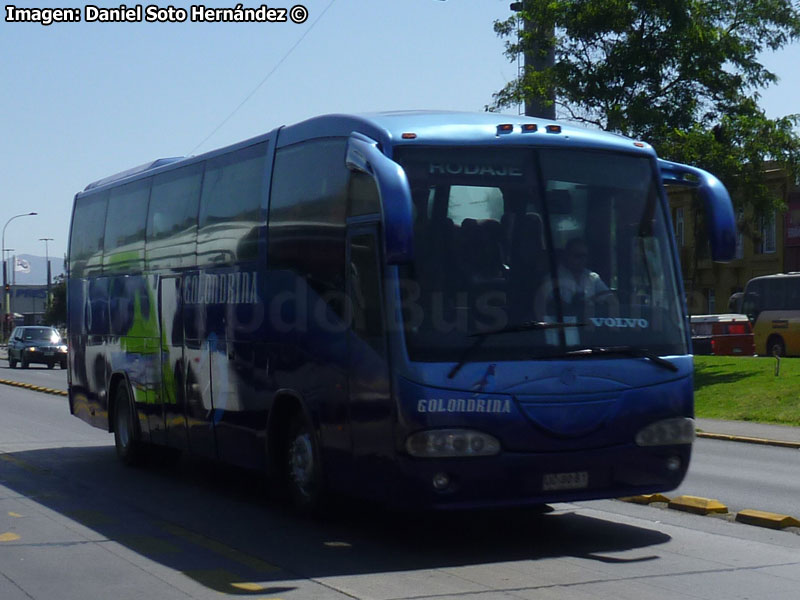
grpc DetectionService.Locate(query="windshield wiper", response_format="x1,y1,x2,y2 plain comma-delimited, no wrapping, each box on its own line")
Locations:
447,321,586,379
564,346,679,372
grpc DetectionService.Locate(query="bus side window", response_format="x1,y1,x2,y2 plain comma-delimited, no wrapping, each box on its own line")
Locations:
70,191,108,278
103,178,150,274
197,142,269,265
146,163,203,270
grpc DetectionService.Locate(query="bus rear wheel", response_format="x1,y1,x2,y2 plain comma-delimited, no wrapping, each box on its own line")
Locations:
114,382,145,466
767,335,786,357
284,414,324,513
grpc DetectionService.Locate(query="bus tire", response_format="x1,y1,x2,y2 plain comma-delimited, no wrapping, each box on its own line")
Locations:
767,335,785,357
113,382,145,467
284,413,324,513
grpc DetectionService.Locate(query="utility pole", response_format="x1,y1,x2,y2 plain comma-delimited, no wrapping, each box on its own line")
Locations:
2,212,37,339
40,238,53,313
510,1,556,120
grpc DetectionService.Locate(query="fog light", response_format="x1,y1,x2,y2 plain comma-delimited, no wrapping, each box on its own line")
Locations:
432,472,450,490
666,456,682,472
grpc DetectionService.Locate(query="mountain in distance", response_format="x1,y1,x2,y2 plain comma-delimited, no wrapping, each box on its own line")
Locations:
5,254,66,286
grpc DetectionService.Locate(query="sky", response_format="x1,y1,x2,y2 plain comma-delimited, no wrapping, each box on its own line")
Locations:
1,0,798,265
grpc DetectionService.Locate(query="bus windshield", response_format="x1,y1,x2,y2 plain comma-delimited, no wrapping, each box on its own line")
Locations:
394,146,687,362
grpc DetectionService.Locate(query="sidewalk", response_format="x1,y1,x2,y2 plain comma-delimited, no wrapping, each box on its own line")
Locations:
696,418,800,448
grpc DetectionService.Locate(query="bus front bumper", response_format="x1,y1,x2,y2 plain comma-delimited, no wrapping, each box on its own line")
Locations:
388,443,691,510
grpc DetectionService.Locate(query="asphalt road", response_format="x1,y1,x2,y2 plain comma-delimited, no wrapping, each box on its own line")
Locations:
0,360,68,391
674,438,800,517
1,383,800,599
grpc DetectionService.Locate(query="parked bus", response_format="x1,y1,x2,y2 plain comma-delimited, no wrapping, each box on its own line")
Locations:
741,273,800,356
67,112,735,510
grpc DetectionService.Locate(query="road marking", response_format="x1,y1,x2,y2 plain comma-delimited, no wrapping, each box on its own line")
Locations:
0,532,20,542
231,582,266,591
8,512,22,518
0,453,51,474
65,510,115,526
162,523,280,573
117,535,181,555
183,569,271,593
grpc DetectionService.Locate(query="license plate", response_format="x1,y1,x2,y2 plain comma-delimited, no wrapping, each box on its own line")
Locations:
543,471,589,491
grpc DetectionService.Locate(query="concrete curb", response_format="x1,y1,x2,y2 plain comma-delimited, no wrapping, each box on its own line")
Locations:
696,431,800,450
735,509,800,530
668,494,728,515
0,378,68,397
620,494,800,532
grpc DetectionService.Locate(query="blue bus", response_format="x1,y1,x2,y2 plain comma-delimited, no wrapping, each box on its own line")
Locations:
67,111,735,510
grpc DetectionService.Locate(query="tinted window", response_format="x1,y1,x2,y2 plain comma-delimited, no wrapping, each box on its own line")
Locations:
147,163,203,269
197,142,268,265
394,146,686,361
103,178,151,273
269,138,349,315
348,171,381,216
349,233,385,355
69,191,108,278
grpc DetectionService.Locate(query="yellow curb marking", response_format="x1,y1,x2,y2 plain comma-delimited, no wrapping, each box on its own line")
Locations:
0,378,68,397
0,532,20,542
696,431,800,449
619,494,671,505
182,569,270,594
668,495,728,515
735,509,800,530
8,512,22,518
231,582,265,591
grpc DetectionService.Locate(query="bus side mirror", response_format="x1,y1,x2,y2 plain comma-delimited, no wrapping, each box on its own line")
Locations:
658,159,736,262
346,133,414,264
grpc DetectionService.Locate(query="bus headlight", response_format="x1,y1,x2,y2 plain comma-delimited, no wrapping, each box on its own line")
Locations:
635,418,695,446
405,429,501,458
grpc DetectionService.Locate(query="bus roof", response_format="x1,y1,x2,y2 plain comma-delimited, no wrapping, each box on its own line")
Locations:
80,111,656,194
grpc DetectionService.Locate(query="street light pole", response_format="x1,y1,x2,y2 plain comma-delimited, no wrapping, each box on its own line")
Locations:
510,1,556,120
2,212,37,338
40,237,54,314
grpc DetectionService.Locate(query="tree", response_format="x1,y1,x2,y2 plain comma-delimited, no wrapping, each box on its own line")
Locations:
492,0,800,217
44,275,66,328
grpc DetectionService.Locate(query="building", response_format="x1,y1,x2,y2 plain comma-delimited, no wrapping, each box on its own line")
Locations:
3,285,48,326
669,167,797,315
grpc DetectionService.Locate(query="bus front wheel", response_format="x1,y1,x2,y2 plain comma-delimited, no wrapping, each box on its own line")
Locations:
767,335,786,357
284,414,324,513
114,382,145,466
